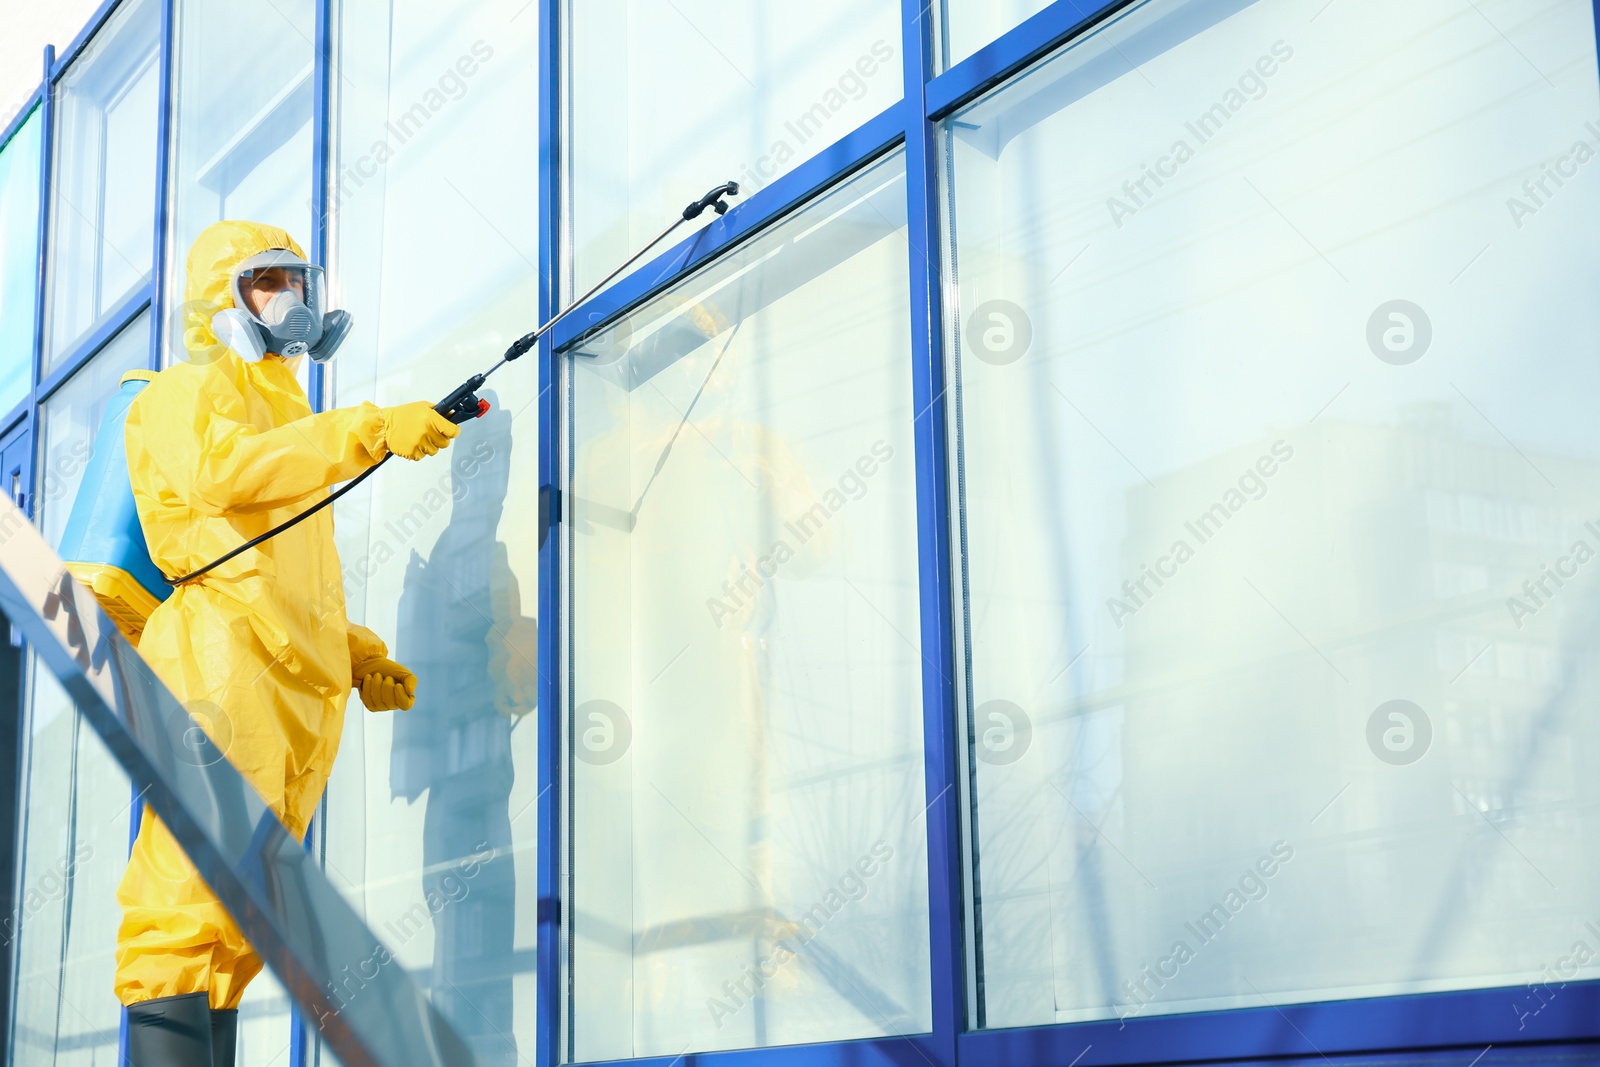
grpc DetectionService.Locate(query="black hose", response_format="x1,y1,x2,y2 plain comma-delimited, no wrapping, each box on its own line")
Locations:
168,457,391,585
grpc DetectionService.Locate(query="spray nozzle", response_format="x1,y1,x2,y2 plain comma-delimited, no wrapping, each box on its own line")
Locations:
683,181,740,220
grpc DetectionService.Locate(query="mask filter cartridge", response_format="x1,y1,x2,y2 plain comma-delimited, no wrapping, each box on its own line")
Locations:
259,291,321,355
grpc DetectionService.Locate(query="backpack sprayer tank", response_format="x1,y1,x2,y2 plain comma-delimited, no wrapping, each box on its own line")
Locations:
56,370,173,643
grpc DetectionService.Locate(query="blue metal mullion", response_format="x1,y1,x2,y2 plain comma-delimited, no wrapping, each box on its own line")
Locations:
306,0,334,417
28,47,54,460
960,980,1600,1065
565,1033,971,1067
535,0,563,1064
289,3,336,1065
901,0,964,1063
148,0,174,373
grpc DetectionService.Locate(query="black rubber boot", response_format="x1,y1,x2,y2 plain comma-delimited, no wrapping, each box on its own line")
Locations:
210,1008,238,1067
126,992,212,1066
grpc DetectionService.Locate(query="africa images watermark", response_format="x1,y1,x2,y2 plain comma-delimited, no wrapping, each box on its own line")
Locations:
339,437,498,597
1367,699,1431,766
1504,522,1600,629
1106,440,1295,629
706,839,895,1029
1111,841,1295,1026
1511,919,1600,1030
0,843,94,948
734,39,897,195
1505,120,1600,230
312,840,495,1032
705,440,895,629
1107,40,1295,228
315,40,496,215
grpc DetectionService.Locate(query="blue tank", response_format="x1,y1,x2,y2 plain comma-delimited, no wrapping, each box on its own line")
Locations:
58,370,172,642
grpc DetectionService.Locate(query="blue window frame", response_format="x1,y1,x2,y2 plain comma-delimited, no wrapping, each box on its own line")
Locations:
5,0,1600,1065
41,0,161,372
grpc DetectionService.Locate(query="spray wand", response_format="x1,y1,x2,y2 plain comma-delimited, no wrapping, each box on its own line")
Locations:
169,181,740,586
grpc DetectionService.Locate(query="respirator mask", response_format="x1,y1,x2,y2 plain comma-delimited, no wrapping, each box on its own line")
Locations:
210,249,353,364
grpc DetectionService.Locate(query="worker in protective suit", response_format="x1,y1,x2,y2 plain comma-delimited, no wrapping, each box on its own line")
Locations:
113,220,462,1067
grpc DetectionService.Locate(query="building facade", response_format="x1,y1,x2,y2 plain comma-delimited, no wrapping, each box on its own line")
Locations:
2,0,1600,1064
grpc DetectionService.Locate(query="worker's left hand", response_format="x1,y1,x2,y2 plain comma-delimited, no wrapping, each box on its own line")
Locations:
353,657,417,711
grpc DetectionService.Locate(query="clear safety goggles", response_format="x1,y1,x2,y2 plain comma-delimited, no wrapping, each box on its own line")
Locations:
230,249,327,334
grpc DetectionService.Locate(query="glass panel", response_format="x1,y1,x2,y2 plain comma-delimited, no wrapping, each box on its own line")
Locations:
324,1,542,1064
162,0,315,365
939,0,1055,71
564,151,930,1059
943,0,1600,1029
0,109,42,415
9,314,148,1065
44,0,160,369
566,0,902,293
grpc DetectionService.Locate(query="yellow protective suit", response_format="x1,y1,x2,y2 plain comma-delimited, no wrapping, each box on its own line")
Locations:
114,220,396,1009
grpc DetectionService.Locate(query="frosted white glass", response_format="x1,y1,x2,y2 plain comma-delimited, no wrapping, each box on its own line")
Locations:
565,152,931,1060
567,0,903,293
943,0,1600,1029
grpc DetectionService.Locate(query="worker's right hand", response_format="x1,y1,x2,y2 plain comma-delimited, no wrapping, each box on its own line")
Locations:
382,401,460,461
353,656,418,711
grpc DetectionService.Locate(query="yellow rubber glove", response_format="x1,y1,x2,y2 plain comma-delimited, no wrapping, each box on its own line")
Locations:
353,656,418,711
382,401,460,461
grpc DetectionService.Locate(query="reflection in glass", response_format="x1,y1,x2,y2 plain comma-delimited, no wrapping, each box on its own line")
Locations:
162,0,314,365
325,1,541,1064
391,403,531,1062
0,108,42,415
565,151,930,1059
942,0,1600,1029
567,0,902,292
45,0,160,368
9,314,149,1065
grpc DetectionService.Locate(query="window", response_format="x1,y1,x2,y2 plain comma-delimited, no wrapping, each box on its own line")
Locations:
44,0,160,369
563,151,931,1059
0,109,42,416
324,1,542,1063
565,0,903,293
161,0,315,365
941,0,1600,1030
